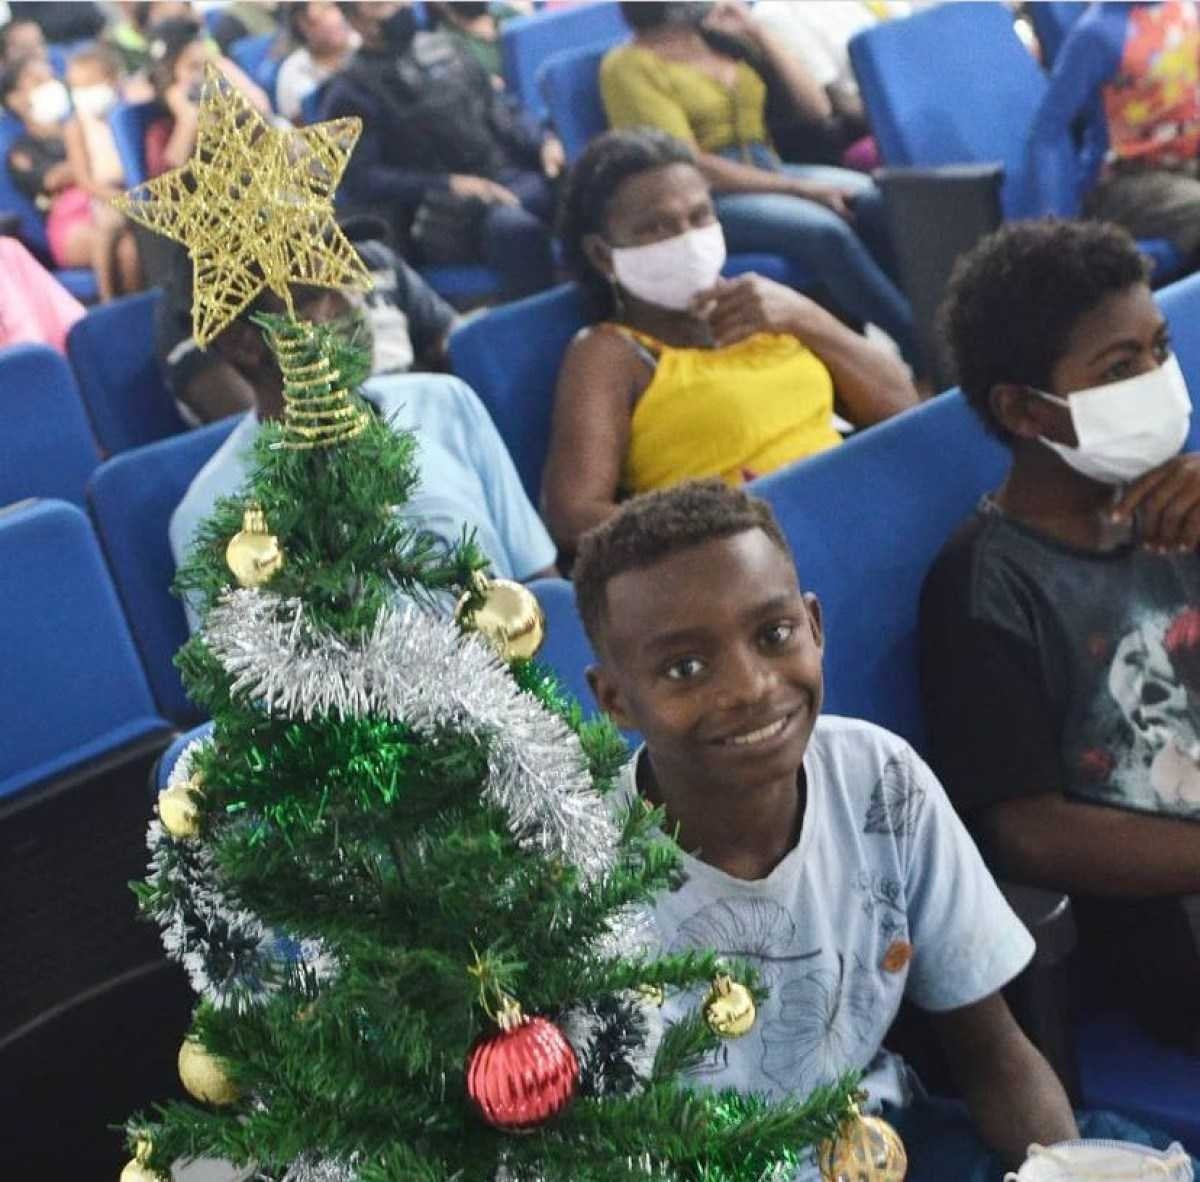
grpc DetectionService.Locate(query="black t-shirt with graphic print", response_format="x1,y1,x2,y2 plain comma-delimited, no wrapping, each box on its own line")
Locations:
920,497,1200,825
919,497,1200,1048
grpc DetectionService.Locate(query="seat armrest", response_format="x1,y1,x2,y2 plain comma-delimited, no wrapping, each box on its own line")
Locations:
875,164,1004,388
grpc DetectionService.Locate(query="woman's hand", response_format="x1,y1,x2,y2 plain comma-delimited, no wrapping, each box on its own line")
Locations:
163,81,196,119
691,274,820,347
702,1,763,43
540,133,566,179
788,180,856,221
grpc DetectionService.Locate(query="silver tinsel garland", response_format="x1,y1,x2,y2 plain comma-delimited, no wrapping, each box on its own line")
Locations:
204,590,620,881
264,1154,358,1182
147,739,337,1009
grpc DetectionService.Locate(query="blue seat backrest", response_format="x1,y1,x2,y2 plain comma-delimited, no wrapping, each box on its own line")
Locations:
0,111,51,254
1026,1,1088,67
1157,272,1200,453
109,99,165,188
66,289,185,455
86,416,239,723
0,344,100,509
751,392,1009,752
0,498,163,799
530,576,602,717
503,1,628,123
449,283,588,505
848,3,1049,218
538,40,620,162
229,33,282,106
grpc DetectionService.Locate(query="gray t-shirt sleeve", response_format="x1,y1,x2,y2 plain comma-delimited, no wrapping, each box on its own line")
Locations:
898,746,1036,1012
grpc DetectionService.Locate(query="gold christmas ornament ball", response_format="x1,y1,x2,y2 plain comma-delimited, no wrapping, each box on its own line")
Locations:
226,505,284,588
157,775,202,839
455,577,545,661
178,1037,239,1106
817,1112,908,1182
119,1140,164,1182
703,974,756,1038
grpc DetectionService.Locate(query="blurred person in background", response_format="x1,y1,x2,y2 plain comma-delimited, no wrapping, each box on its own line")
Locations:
275,0,356,122
0,17,45,67
0,235,84,351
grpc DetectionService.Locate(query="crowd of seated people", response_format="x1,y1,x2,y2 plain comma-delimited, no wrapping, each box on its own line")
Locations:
3,2,1200,1172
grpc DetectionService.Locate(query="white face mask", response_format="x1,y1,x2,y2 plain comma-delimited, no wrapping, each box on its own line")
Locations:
29,78,71,125
1034,353,1192,485
609,221,727,311
70,82,117,118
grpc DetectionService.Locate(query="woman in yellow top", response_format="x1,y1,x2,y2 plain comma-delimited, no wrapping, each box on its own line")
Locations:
541,128,917,555
599,0,916,368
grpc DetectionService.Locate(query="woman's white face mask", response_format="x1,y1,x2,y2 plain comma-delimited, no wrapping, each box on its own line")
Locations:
1032,353,1192,485
29,78,71,125
609,221,727,311
70,82,117,118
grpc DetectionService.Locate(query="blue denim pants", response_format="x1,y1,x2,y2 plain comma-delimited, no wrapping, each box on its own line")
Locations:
714,145,917,365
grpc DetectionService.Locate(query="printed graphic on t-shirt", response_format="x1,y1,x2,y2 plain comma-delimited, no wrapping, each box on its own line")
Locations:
1077,606,1200,818
667,896,894,1093
1103,0,1200,167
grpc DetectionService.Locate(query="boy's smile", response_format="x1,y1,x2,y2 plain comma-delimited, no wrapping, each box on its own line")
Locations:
589,528,823,829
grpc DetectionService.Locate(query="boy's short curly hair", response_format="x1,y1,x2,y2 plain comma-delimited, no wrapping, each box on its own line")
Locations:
940,218,1150,440
574,479,791,651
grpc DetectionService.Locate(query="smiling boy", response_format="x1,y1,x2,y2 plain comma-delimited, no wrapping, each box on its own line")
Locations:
574,479,1185,1180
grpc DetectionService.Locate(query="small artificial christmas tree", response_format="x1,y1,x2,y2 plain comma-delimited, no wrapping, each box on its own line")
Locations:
115,67,865,1182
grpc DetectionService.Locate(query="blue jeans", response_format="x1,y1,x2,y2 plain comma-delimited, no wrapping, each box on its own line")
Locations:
885,1096,1198,1181
714,148,917,365
482,168,556,300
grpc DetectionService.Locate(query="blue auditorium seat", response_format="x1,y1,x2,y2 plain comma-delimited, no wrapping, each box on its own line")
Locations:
87,417,239,723
537,40,621,163
0,113,97,301
847,3,1182,283
109,98,163,187
0,344,100,509
228,32,282,107
66,289,185,454
1026,1,1088,67
0,499,171,800
502,1,628,123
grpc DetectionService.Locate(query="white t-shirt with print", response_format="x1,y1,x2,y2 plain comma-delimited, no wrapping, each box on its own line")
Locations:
620,715,1033,1173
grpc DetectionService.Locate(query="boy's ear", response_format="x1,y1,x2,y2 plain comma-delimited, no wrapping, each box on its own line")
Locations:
990,382,1075,445
803,592,823,650
586,662,636,731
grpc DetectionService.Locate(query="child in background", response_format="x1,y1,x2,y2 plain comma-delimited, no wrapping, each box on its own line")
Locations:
0,17,45,67
572,477,1194,1181
62,46,141,299
2,54,111,282
0,236,84,351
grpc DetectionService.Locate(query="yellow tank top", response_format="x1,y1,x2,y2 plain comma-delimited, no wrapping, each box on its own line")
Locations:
615,327,842,494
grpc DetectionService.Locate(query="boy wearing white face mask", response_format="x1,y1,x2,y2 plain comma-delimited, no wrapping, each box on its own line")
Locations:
921,219,1200,1054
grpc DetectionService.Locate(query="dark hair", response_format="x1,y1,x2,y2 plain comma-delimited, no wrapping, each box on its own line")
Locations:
940,218,1150,441
146,16,202,94
619,2,707,32
574,479,791,650
67,43,122,78
0,52,42,107
557,126,699,316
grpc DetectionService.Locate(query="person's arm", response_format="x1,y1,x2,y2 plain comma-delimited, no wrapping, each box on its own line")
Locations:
540,328,642,554
63,117,118,199
702,0,832,122
930,994,1078,1169
981,793,1200,899
695,274,917,424
157,87,201,171
1023,19,1120,215
391,252,459,368
216,54,272,115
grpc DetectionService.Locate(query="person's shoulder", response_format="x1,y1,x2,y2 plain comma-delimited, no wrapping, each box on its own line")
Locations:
169,413,257,545
560,323,643,390
363,371,477,415
599,41,648,77
923,506,993,594
811,714,914,765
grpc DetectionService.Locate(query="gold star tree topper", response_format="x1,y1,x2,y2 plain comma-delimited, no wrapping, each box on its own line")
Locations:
113,64,372,347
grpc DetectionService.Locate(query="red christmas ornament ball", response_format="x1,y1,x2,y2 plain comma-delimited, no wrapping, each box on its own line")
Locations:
466,1008,580,1131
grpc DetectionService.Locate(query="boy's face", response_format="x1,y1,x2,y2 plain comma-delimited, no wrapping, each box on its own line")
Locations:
589,529,824,799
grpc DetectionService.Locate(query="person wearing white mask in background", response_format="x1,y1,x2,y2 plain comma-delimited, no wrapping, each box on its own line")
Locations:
543,127,917,558
0,52,110,277
922,219,1200,1057
62,46,141,299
